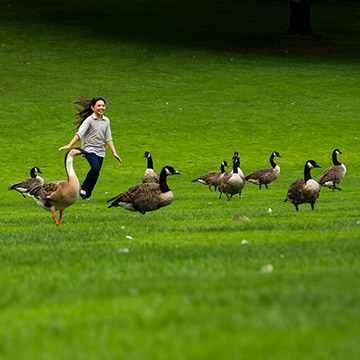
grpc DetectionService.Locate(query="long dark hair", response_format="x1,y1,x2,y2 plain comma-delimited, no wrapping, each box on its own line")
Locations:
73,95,106,128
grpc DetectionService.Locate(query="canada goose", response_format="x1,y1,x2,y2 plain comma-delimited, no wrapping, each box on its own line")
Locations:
107,166,181,214
245,151,282,190
219,156,245,200
8,167,44,198
228,151,245,181
222,152,245,198
192,160,229,192
318,149,346,191
285,160,322,212
27,147,87,225
142,151,160,184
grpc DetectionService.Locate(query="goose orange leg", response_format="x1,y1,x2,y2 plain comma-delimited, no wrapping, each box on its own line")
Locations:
52,212,59,225
58,210,64,224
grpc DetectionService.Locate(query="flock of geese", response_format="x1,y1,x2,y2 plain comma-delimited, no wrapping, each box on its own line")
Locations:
8,148,346,225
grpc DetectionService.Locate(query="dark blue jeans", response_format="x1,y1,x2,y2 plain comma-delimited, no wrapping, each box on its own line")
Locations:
81,153,104,198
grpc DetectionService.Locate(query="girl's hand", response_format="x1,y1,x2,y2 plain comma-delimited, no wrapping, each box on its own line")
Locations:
113,153,122,163
58,144,71,151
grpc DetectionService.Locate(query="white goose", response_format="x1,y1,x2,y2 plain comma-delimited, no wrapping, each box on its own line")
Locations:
27,147,87,225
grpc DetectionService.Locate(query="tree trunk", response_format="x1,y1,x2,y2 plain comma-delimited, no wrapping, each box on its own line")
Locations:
287,0,313,36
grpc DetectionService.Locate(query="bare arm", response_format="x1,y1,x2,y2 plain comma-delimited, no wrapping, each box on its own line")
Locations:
106,140,122,163
58,134,80,151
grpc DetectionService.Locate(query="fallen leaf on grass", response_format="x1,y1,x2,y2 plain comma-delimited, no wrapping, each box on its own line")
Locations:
232,215,249,221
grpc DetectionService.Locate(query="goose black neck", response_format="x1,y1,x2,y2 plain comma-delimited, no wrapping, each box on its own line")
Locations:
233,159,239,174
159,168,170,192
30,168,36,178
332,151,341,166
221,163,226,173
304,164,313,183
270,153,277,168
147,156,154,169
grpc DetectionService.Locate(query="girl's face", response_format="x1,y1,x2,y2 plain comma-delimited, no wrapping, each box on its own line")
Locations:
91,100,106,118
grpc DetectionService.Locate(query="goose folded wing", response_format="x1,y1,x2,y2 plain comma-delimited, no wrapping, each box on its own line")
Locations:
319,168,334,184
30,181,65,199
261,169,277,182
319,167,343,184
9,177,30,190
111,183,159,203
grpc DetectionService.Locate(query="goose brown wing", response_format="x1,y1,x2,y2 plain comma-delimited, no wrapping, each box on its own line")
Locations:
318,167,332,184
42,181,65,198
201,171,220,181
9,177,32,190
246,168,272,181
222,169,233,181
30,181,65,199
318,166,344,184
287,178,305,200
260,169,278,183
110,183,160,204
9,176,41,190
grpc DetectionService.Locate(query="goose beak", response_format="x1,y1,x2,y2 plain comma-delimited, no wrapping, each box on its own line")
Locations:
315,163,322,168
174,171,181,175
81,149,89,157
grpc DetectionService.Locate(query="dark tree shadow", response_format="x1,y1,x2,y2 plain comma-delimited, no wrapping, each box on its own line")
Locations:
3,0,360,54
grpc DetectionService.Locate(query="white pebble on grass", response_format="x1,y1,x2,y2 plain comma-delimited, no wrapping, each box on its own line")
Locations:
268,208,272,213
261,264,273,274
126,235,133,240
117,248,129,253
241,239,248,244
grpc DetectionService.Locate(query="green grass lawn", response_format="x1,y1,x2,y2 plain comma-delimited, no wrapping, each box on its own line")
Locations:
1,0,360,359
